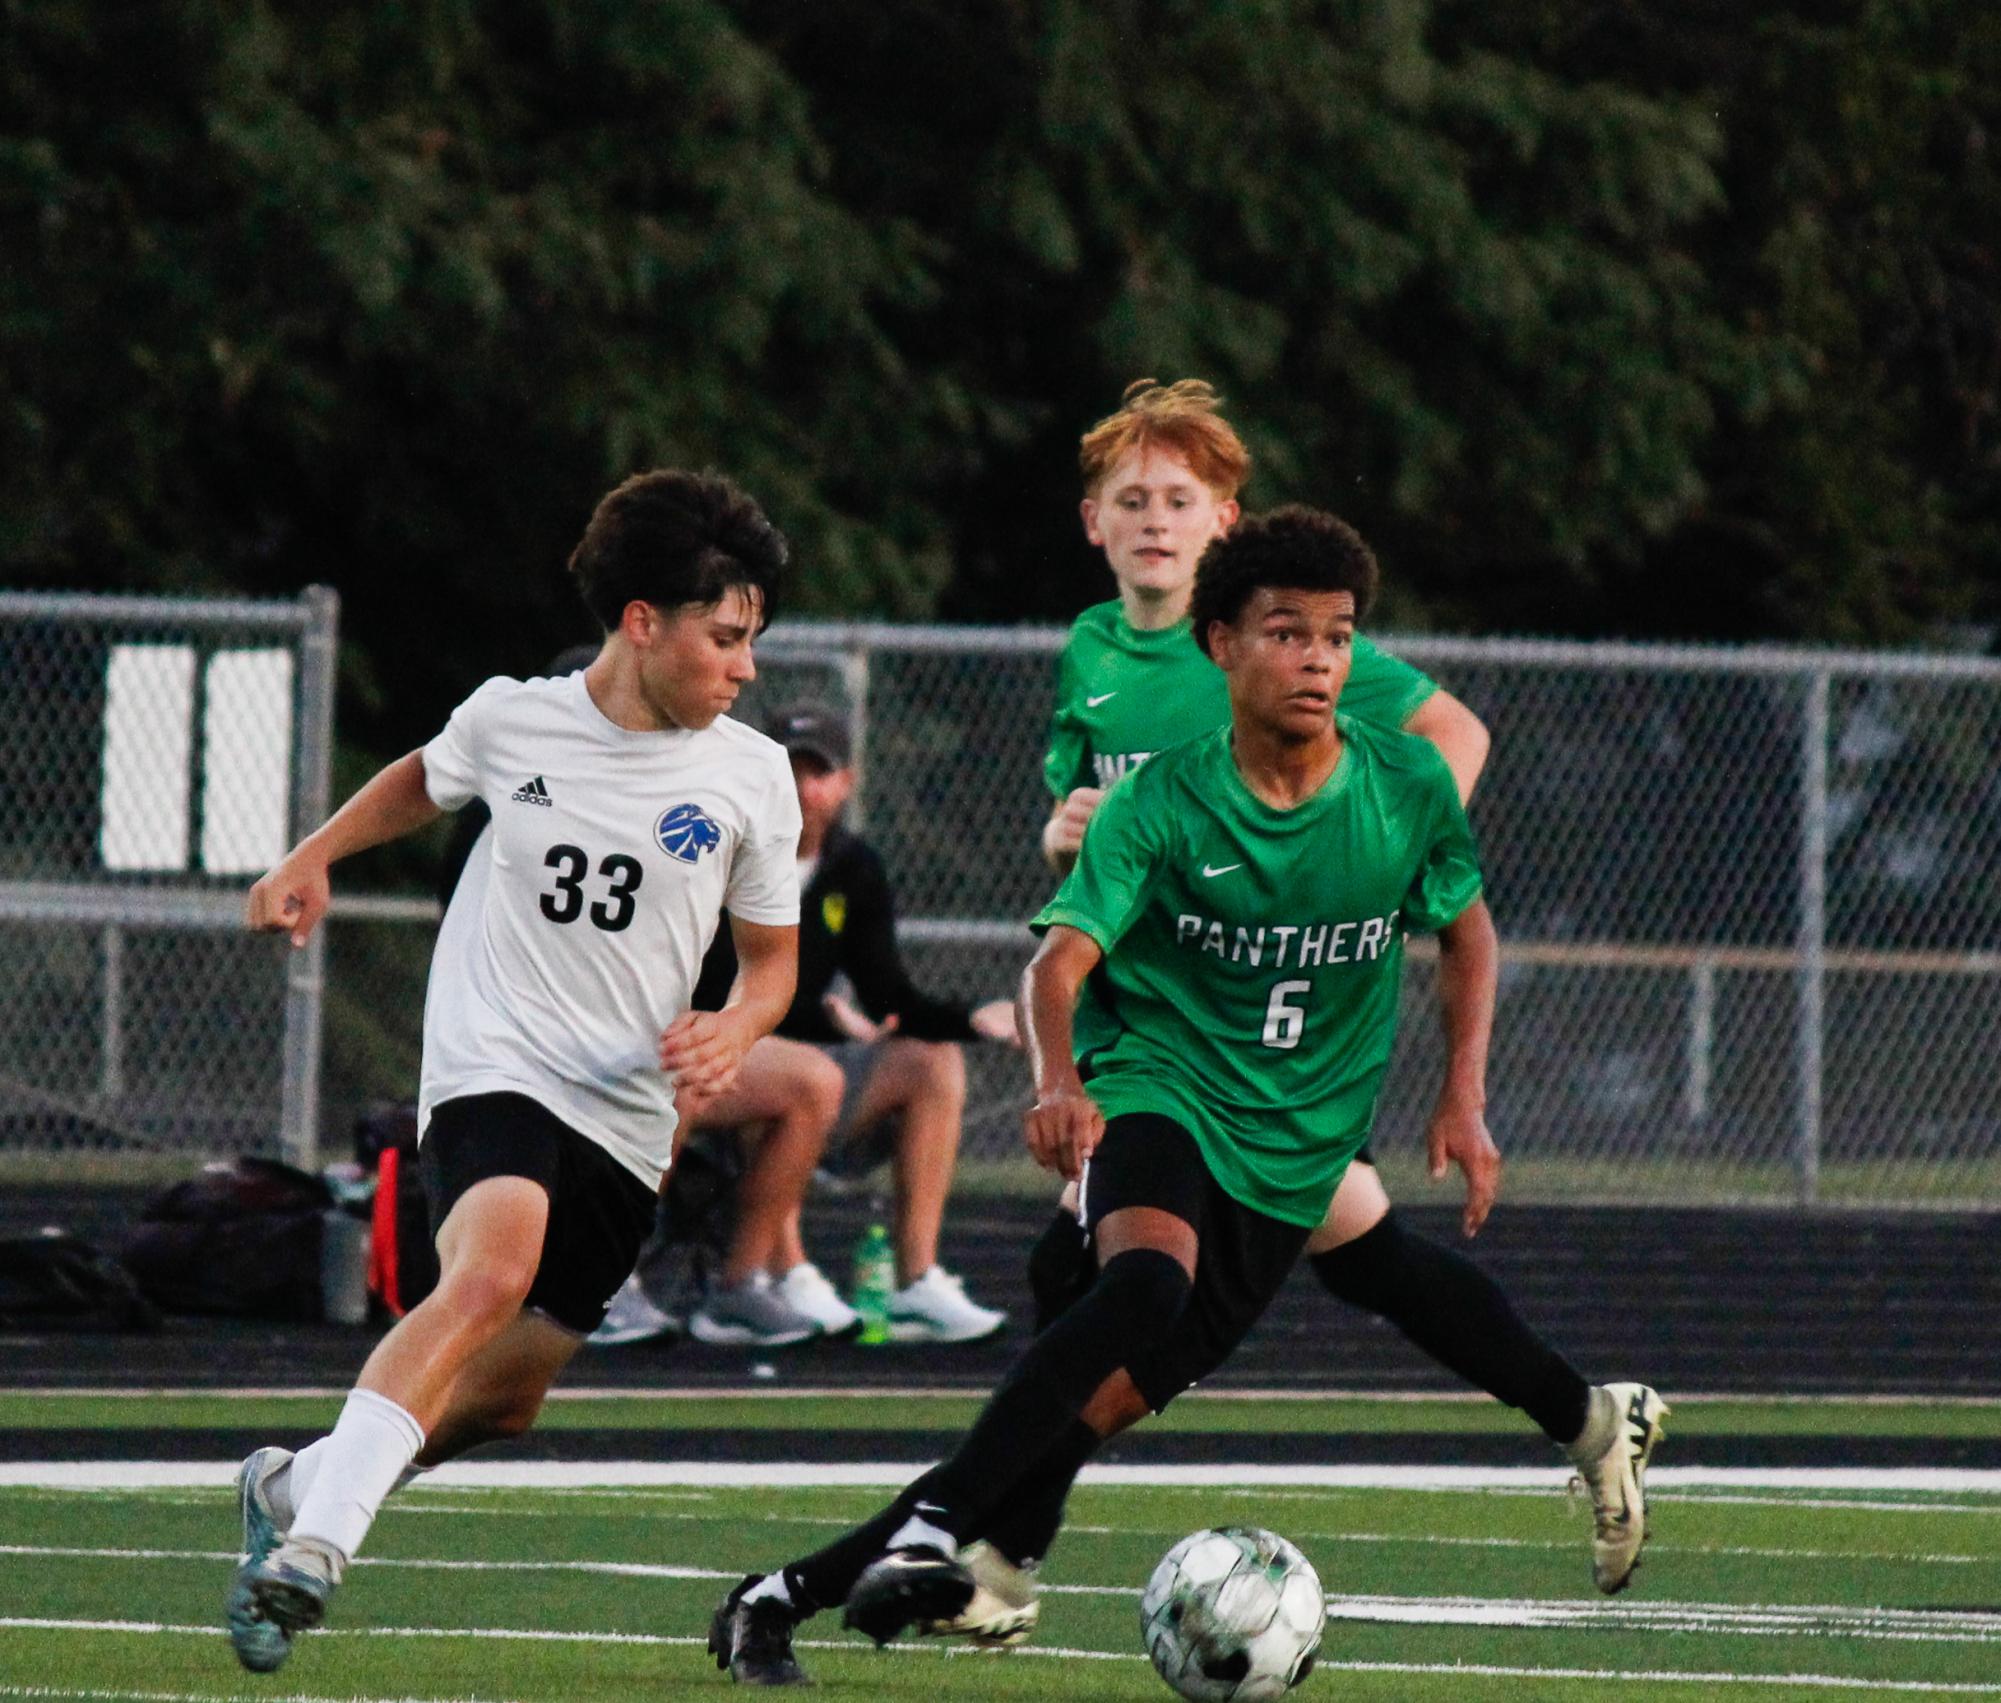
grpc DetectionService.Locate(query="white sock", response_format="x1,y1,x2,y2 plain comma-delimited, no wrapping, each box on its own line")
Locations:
289,1389,426,1563
887,1514,955,1557
276,1442,423,1531
740,1571,795,1608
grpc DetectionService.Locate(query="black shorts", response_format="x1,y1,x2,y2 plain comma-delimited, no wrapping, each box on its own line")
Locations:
420,1091,657,1335
1079,1112,1311,1414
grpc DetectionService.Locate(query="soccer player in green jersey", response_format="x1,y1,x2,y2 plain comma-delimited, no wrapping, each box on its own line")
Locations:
974,383,1664,1614
709,509,1651,1687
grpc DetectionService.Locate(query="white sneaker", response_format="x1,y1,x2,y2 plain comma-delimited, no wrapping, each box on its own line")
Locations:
689,1272,823,1347
887,1267,1007,1344
1567,1382,1669,1594
773,1262,862,1336
918,1540,1040,1646
589,1274,680,1347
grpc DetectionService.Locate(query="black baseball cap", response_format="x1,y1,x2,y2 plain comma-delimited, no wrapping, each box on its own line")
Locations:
768,701,853,769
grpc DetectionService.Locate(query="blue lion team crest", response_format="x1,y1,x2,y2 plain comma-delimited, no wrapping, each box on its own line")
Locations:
655,803,723,864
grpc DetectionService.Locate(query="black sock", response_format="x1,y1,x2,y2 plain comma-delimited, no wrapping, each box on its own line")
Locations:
1026,1208,1095,1333
980,1419,1102,1570
781,1246,1189,1609
1312,1213,1591,1445
782,1489,926,1614
913,1246,1190,1538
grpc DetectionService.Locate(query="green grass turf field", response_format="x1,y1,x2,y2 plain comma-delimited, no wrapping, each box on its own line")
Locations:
3,1393,2000,1700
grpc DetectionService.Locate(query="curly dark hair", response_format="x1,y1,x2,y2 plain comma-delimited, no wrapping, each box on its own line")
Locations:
567,469,787,634
1190,505,1379,656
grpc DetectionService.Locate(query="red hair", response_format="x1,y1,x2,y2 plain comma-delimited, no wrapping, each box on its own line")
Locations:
1078,379,1251,499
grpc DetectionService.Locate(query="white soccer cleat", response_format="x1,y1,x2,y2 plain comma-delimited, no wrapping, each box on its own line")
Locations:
886,1267,1007,1345
1567,1382,1669,1594
917,1540,1040,1646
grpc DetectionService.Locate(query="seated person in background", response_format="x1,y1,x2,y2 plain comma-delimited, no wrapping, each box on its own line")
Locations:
683,701,1019,1348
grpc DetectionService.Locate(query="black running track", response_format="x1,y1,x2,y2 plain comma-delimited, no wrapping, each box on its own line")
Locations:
3,1187,1997,1397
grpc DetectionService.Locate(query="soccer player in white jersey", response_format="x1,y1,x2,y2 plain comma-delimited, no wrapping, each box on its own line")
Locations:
225,469,803,1674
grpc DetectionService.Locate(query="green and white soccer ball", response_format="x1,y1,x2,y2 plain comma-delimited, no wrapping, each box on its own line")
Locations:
1140,1526,1325,1702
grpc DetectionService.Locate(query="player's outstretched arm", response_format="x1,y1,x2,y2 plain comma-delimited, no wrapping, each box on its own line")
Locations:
246,751,443,948
1403,689,1491,806
1429,897,1501,1237
662,917,797,1117
1018,924,1106,1180
1040,787,1105,875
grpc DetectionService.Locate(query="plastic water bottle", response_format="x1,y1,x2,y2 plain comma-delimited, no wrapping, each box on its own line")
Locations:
851,1223,896,1346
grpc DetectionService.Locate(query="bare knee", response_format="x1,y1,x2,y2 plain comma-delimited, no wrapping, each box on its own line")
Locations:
433,1259,537,1330
1080,1369,1150,1439
801,1053,846,1133
1304,1162,1391,1256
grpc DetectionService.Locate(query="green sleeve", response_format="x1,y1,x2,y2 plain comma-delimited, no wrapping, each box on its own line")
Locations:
1345,633,1438,731
1031,773,1165,954
1403,764,1484,933
1042,643,1093,799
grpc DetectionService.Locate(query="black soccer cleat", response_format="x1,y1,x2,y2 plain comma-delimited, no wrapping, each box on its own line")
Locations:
842,1546,976,1648
709,1573,811,1687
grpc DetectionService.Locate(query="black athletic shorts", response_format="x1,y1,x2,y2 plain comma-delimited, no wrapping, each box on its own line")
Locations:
420,1091,657,1335
1078,1111,1312,1414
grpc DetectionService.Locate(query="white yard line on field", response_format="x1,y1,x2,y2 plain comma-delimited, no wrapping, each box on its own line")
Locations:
7,1546,2001,1645
7,1619,2001,1692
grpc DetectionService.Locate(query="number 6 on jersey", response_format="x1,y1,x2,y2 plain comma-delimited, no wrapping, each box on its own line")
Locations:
1262,979,1310,1050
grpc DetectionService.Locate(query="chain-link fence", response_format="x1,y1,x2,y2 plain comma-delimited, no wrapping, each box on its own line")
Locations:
0,590,338,1167
725,625,2001,1207
7,601,1996,1206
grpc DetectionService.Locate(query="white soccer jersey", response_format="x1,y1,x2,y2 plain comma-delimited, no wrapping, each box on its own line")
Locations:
417,671,801,1190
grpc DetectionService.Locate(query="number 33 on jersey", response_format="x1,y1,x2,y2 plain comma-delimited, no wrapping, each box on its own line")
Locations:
416,671,801,1192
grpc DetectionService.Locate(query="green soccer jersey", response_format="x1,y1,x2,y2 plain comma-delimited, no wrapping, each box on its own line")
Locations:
1042,599,1438,799
1032,720,1483,1227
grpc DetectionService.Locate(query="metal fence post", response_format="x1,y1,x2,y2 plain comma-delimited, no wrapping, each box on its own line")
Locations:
1797,670,1830,1203
842,645,872,835
278,585,340,1169
1685,957,1715,1125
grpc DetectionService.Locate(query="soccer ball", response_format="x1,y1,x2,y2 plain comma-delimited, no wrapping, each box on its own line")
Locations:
1139,1526,1325,1702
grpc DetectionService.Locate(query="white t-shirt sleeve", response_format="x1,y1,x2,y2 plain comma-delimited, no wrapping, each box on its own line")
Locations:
724,762,803,925
421,678,512,812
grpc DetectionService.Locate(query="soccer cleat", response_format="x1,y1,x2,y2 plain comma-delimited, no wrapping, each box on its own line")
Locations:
917,1539,1040,1646
843,1545,976,1647
886,1268,1008,1345
1567,1382,1670,1594
225,1447,295,1672
689,1273,823,1348
226,1535,343,1673
773,1261,862,1337
708,1573,811,1686
236,1446,295,1566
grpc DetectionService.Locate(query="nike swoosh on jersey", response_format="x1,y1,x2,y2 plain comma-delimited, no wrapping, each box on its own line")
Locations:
1201,862,1243,878
1086,691,1118,706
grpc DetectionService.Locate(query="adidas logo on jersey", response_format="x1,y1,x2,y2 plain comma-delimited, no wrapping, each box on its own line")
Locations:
511,776,554,807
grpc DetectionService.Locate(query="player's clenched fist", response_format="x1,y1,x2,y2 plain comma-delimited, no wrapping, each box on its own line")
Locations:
246,853,332,949
1024,1085,1105,1181
661,1010,751,1112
